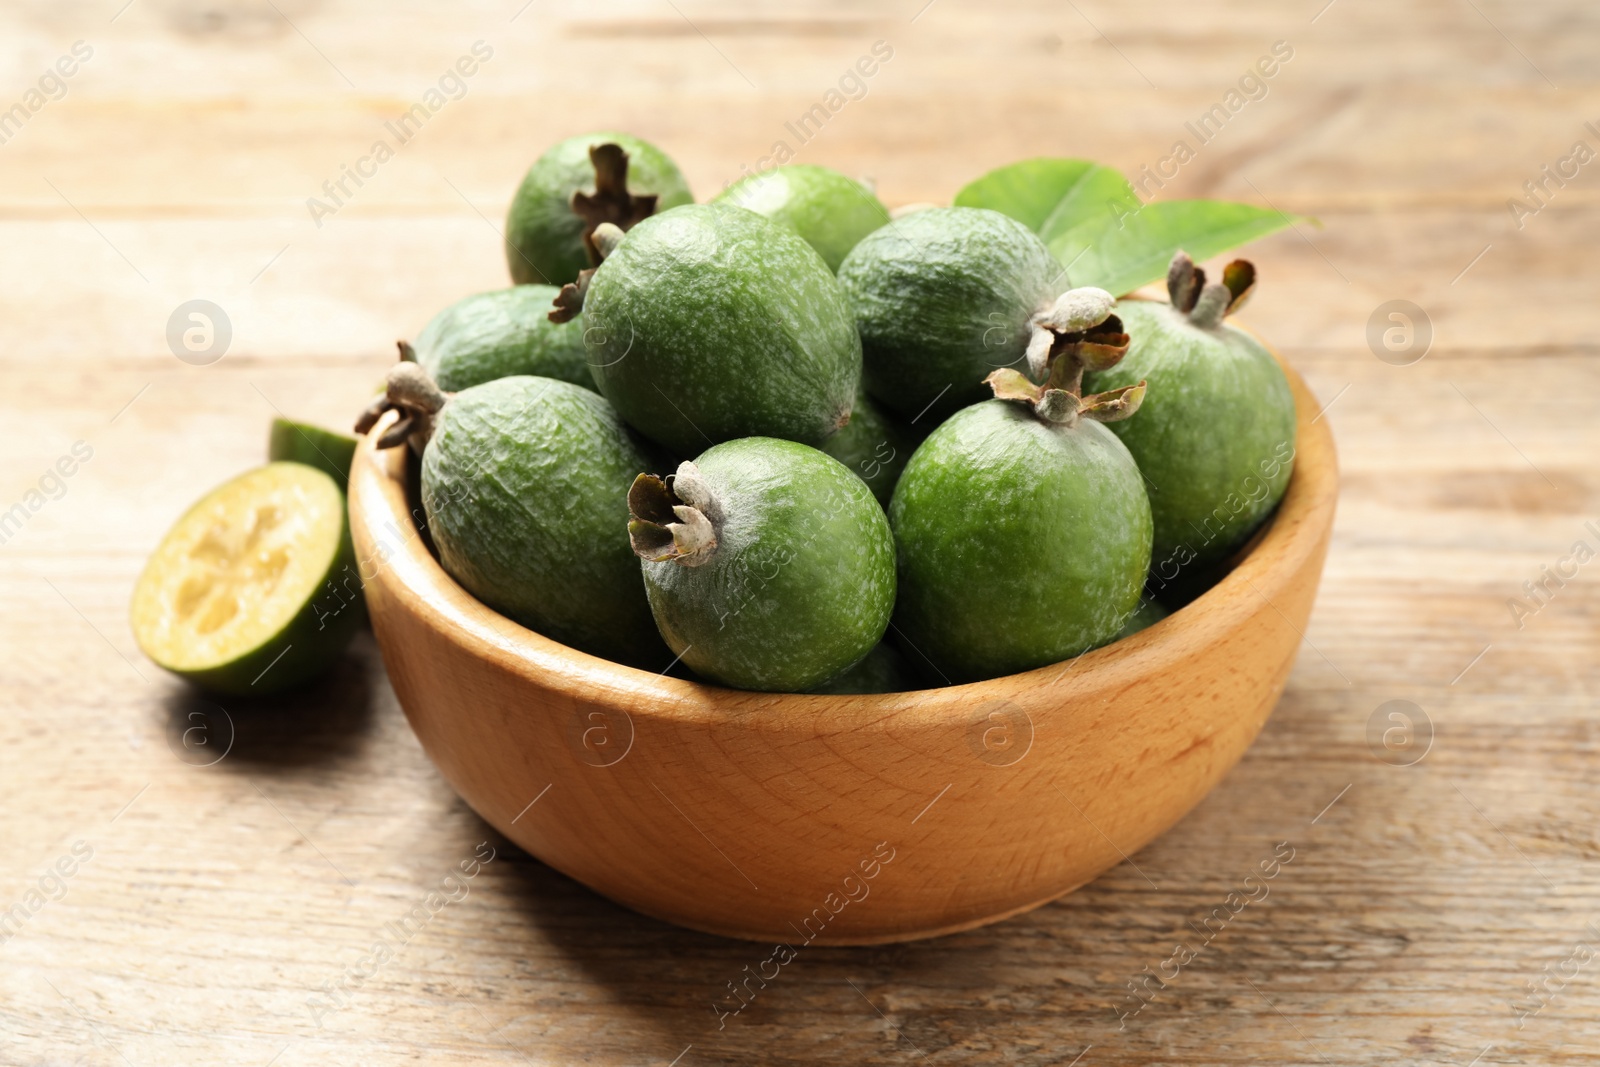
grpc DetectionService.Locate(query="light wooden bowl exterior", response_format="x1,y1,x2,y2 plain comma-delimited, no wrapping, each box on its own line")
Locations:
349,357,1337,945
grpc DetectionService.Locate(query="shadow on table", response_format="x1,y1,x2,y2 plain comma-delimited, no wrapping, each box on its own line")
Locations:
488,838,1030,1063
159,630,379,773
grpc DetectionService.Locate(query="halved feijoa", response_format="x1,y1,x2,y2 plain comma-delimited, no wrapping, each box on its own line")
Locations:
267,418,358,485
131,463,361,695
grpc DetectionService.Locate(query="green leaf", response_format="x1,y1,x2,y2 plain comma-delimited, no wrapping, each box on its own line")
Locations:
954,158,1136,236
954,158,1304,297
1052,200,1299,298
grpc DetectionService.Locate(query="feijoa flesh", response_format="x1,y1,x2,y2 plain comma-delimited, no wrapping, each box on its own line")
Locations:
628,437,895,692
713,164,890,272
406,286,591,392
130,462,361,695
889,289,1152,684
571,204,861,456
359,364,670,668
1084,253,1295,573
505,133,692,287
837,206,1070,426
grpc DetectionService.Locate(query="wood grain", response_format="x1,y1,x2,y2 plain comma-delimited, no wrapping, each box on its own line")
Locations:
3,0,1600,1063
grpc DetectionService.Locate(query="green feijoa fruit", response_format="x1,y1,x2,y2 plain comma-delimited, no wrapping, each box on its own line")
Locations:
572,204,861,455
713,164,890,272
1113,597,1169,641
406,286,592,393
820,389,921,509
809,641,917,695
131,463,362,696
627,438,895,692
505,133,692,287
362,364,670,668
268,418,358,485
889,292,1152,684
1084,253,1296,574
836,206,1070,426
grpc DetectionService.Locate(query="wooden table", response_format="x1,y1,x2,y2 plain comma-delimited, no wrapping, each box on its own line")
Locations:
3,1,1596,1063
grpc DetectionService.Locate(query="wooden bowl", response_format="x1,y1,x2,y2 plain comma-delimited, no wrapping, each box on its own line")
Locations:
349,356,1337,945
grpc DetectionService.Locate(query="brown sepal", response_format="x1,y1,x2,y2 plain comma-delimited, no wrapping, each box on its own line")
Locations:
1221,259,1256,316
626,470,719,566
1078,381,1147,424
1167,251,1205,313
355,361,451,455
571,143,659,267
548,268,594,324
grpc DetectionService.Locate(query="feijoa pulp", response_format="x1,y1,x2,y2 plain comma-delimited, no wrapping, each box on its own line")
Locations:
130,462,361,695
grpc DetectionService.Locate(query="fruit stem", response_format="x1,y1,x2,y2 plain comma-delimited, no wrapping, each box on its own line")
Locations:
627,462,723,567
354,362,451,455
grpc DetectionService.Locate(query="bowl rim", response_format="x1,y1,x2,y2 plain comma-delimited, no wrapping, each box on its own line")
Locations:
350,342,1338,729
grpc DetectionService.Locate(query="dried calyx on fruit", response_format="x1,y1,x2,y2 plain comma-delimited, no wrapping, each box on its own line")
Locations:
625,438,895,693
887,286,1153,685
555,203,861,456
548,222,625,325
984,286,1145,427
504,132,692,288
626,463,722,568
1083,249,1295,581
571,144,659,267
1164,251,1256,328
354,361,450,455
354,360,671,668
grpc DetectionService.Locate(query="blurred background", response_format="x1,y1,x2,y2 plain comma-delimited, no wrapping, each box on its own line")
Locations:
3,1,1597,1065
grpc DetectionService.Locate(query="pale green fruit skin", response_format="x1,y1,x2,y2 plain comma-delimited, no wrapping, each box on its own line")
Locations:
820,390,921,508
421,376,669,668
412,286,592,393
505,131,693,287
584,204,861,456
1085,300,1296,573
640,438,895,693
713,164,890,272
890,401,1152,685
808,641,916,694
837,207,1069,425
